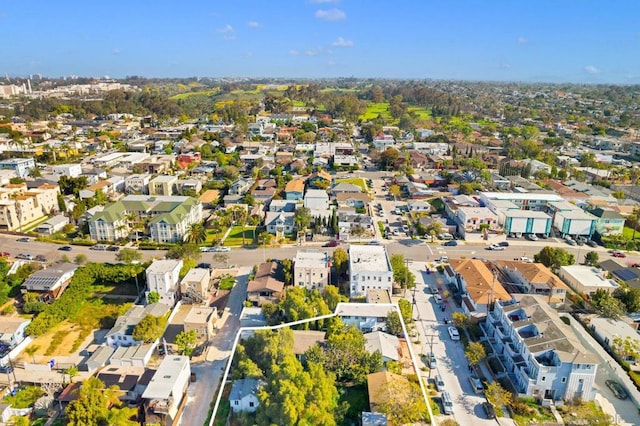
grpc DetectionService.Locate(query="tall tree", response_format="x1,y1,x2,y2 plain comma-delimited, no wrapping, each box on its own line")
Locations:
187,222,207,245
115,248,142,264
465,341,486,366
484,381,512,416
534,246,574,271
175,330,197,356
66,377,137,426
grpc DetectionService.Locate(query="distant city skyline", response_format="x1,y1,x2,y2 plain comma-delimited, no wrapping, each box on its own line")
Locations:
2,1,640,84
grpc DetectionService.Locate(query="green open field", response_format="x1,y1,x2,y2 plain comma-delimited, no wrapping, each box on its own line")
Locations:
335,177,367,192
408,106,432,121
360,102,392,121
169,88,221,100
224,225,257,246
623,226,640,240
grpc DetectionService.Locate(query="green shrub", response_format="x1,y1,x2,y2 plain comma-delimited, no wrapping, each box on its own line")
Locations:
4,386,44,409
219,276,235,290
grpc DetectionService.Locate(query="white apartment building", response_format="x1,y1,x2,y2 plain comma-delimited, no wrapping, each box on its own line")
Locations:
294,250,331,291
0,158,36,178
348,245,393,298
51,163,83,178
149,175,178,196
145,259,183,307
142,356,191,425
124,174,151,194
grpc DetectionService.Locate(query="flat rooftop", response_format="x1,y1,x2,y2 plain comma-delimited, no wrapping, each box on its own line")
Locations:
503,210,552,219
294,250,329,268
481,192,564,202
349,245,390,274
560,265,619,289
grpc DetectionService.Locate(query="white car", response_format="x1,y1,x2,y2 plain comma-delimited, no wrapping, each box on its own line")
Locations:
448,326,460,341
212,246,230,252
487,244,505,251
435,256,449,263
516,257,533,263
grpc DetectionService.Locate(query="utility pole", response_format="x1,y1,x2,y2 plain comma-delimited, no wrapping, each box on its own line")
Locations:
424,333,439,379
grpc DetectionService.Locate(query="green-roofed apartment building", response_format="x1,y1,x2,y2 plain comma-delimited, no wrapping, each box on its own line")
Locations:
88,195,203,243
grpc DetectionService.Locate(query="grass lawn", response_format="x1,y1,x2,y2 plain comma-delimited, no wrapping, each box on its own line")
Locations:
335,177,367,192
622,226,640,240
556,401,611,424
224,226,257,246
360,102,392,121
340,384,369,422
90,281,138,296
169,88,220,100
511,398,556,426
407,106,432,122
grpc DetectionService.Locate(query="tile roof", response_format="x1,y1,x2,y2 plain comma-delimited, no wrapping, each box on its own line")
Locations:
449,258,511,305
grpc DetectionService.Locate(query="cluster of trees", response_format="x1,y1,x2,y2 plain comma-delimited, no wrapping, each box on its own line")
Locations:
66,377,137,425
590,287,640,320
261,286,346,326
233,328,344,425
533,247,575,271
390,254,415,290
132,313,167,343
25,263,145,336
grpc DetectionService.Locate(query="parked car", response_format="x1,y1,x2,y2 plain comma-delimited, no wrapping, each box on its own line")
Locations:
0,252,10,257
443,240,458,247
482,402,496,419
565,238,577,246
612,250,626,258
323,240,338,247
16,253,34,260
58,246,72,251
606,380,628,399
468,376,484,394
586,240,598,248
35,255,46,262
367,240,381,245
0,365,13,374
213,246,230,252
448,326,460,341
486,244,505,251
16,237,30,243
106,246,120,252
538,234,548,239
197,263,212,270
434,256,449,263
90,244,107,251
498,241,510,247
427,353,437,369
199,246,211,252
438,233,454,240
525,234,538,241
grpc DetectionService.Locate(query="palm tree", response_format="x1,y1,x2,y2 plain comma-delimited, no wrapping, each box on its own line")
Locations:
187,222,207,244
388,184,402,201
24,345,39,364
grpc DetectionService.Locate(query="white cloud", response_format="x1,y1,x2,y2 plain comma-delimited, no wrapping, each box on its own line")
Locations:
517,36,528,45
217,24,234,33
223,35,236,41
315,8,346,21
332,37,353,47
584,65,600,74
289,49,300,56
247,21,260,28
112,48,121,55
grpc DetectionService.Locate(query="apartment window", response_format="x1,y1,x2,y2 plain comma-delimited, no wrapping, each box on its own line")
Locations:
561,377,567,383
249,402,254,407
234,401,239,406
541,376,546,382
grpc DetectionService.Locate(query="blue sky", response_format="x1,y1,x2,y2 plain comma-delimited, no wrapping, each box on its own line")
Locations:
2,1,639,83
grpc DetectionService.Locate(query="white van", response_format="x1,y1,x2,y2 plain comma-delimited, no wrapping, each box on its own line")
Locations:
441,391,454,414
434,294,443,304
435,374,445,392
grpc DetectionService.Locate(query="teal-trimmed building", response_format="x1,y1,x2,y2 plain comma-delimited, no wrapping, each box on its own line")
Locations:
589,207,625,237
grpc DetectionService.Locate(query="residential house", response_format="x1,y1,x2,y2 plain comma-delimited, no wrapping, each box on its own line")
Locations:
445,259,512,317
589,207,625,237
599,261,640,291
142,356,191,426
228,178,254,196
105,303,170,348
268,199,296,212
137,155,173,174
198,189,221,208
589,316,640,364
333,154,358,166
480,192,564,212
265,211,295,236
292,330,326,360
303,189,329,211
251,185,277,204
148,175,178,196
306,170,332,189
495,260,568,304
364,331,400,363
0,158,36,178
146,259,183,306
176,179,202,196
96,366,155,404
109,344,156,367
557,265,619,296
34,214,69,235
336,192,371,209
331,182,362,195
348,245,393,298
482,295,598,401
229,378,262,413
0,318,30,350
294,250,331,291
180,268,210,304
183,306,217,343
51,163,82,178
247,262,285,306
338,211,374,241
452,206,499,238
285,179,305,201
551,205,597,238
125,174,151,194
21,262,77,303
88,195,203,243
